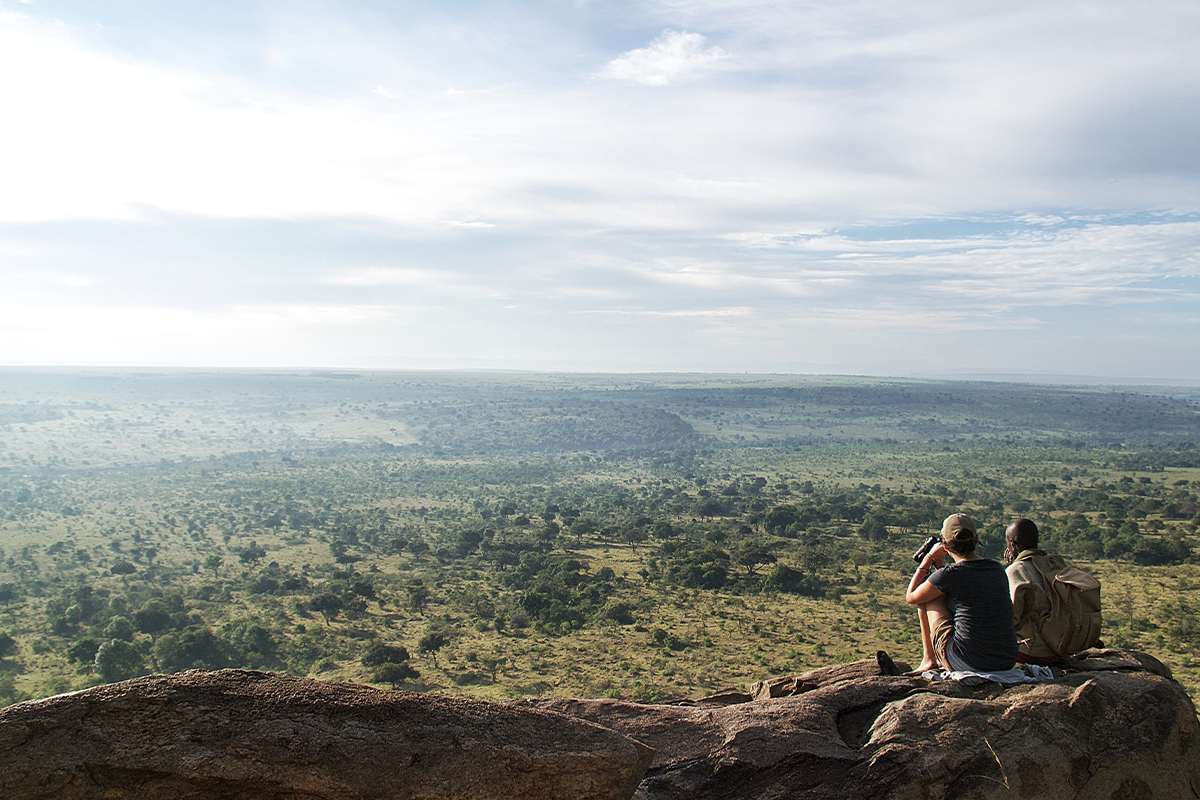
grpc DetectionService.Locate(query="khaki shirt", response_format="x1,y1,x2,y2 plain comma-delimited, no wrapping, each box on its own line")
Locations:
1005,549,1066,659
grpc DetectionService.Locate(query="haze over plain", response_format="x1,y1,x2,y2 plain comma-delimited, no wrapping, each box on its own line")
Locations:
1,0,1197,379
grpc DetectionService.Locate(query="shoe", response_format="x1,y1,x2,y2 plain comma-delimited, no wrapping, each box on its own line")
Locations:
876,650,901,676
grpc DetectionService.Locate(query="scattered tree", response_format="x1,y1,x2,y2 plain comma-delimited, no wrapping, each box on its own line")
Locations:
373,661,420,689
361,641,410,667
310,594,343,625
0,631,16,659
479,654,506,681
418,630,448,668
238,542,267,569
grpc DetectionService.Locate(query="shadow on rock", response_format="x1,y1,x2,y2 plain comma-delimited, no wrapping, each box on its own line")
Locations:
518,648,1200,800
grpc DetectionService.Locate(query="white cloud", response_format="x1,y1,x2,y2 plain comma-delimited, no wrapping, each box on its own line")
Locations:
325,267,444,287
717,220,1200,313
0,17,535,225
2,1,1200,376
320,265,514,300
0,302,411,366
2,5,1197,230
602,30,729,86
586,306,753,317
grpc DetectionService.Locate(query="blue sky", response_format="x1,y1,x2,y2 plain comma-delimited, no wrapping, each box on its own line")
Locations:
1,0,1198,379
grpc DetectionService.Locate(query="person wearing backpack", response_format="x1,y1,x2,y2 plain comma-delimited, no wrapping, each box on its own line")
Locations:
1005,518,1103,665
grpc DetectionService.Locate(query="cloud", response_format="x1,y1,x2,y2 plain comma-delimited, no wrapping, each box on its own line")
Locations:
585,306,753,317
325,267,444,287
2,2,1200,376
601,30,729,85
0,301,417,367
719,218,1200,312
3,4,1198,231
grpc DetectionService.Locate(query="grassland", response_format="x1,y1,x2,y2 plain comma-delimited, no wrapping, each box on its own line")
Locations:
2,368,1199,704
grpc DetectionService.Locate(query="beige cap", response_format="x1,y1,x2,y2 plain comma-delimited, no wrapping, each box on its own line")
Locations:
941,513,976,541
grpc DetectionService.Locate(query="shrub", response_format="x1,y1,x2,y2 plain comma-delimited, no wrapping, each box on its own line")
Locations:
362,641,411,667
760,564,824,598
373,662,420,688
1132,537,1191,566
95,639,145,683
154,627,230,673
598,600,636,625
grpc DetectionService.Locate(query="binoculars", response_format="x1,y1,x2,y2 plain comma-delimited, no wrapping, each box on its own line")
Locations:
912,534,942,564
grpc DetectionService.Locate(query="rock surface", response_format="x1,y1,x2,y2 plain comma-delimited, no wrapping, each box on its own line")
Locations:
0,669,654,800
3,649,1196,800
518,648,1200,799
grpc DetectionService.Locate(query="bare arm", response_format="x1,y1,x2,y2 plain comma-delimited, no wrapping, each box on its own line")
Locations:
906,543,947,605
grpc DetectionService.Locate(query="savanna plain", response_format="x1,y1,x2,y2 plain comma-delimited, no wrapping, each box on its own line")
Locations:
2,369,1199,707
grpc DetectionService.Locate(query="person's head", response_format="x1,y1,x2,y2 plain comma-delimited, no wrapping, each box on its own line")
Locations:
1005,518,1039,561
940,513,977,556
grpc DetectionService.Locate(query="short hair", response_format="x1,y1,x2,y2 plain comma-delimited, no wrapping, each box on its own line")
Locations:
1007,518,1039,552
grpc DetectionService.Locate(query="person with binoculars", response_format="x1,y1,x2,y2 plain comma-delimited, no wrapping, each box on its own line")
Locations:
905,513,1019,674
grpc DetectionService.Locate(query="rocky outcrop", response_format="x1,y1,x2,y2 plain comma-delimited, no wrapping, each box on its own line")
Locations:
3,650,1196,800
519,649,1200,799
0,669,654,800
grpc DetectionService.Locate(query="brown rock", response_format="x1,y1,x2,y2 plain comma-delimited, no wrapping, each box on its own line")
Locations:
1064,646,1173,676
747,652,912,700
0,669,654,800
522,648,1200,799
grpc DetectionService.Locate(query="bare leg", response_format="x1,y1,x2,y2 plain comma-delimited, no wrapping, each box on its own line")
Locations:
913,595,952,672
913,604,937,673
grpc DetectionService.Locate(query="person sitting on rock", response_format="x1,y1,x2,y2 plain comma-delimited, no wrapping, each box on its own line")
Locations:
906,513,1019,674
1005,518,1102,665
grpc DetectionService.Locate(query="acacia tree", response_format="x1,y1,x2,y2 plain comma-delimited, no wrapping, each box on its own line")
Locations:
310,594,343,625
418,630,448,668
361,642,410,667
620,527,648,551
407,584,431,614
373,662,420,689
479,654,506,682
110,561,137,585
736,541,776,575
238,542,267,568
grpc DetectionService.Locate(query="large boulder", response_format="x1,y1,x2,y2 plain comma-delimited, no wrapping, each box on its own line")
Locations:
518,649,1200,799
0,669,654,800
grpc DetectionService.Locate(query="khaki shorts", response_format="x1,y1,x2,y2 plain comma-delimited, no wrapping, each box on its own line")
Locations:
931,615,955,671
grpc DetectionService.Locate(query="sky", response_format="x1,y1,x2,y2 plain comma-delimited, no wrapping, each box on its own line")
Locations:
1,0,1198,380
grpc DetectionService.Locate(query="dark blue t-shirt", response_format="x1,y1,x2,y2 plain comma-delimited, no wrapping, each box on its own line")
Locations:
928,558,1018,671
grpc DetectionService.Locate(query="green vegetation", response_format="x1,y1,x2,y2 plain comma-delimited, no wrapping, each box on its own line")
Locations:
1,369,1199,706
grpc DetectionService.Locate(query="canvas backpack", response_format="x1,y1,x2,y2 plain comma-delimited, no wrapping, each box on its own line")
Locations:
1010,553,1102,659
